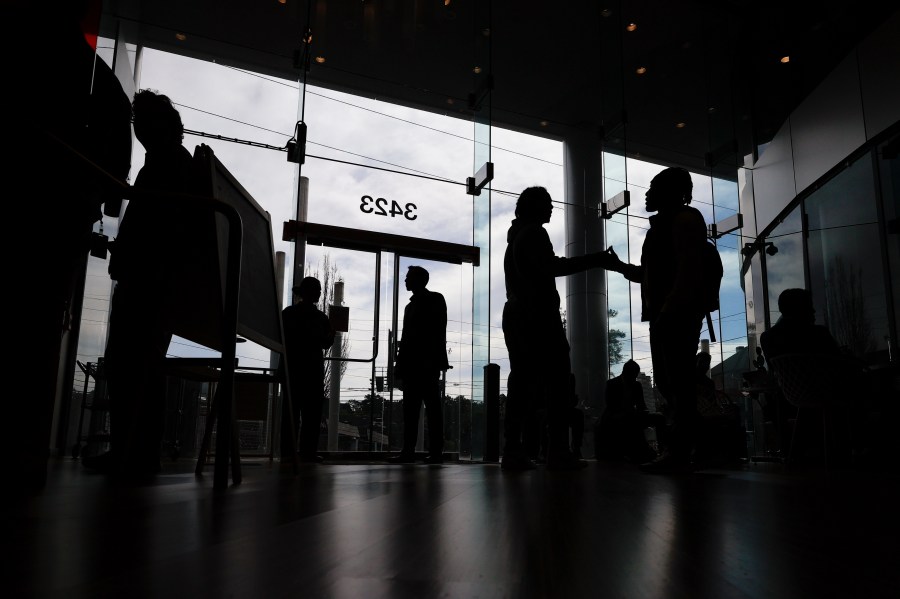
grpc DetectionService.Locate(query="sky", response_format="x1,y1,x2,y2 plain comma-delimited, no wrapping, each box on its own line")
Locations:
84,43,748,403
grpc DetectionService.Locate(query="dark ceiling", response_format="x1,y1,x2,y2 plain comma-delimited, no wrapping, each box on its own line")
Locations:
101,1,898,179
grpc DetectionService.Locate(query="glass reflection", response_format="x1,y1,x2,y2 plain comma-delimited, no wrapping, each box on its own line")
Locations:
806,154,889,365
764,207,805,325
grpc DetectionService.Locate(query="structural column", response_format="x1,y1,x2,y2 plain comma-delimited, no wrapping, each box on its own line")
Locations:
563,131,609,412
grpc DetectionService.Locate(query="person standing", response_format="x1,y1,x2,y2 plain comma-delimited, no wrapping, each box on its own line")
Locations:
601,167,711,473
282,276,336,463
501,186,609,471
389,266,449,464
84,90,197,475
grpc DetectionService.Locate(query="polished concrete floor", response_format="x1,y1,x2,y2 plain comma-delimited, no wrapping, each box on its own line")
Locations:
10,457,900,599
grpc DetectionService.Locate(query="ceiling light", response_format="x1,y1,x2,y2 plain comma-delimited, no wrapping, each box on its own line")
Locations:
708,106,716,113
444,0,451,5
277,0,286,4
675,122,686,128
473,66,482,74
601,9,613,18
635,66,647,75
780,55,790,64
447,98,454,105
315,56,326,64
175,32,187,41
540,120,549,127
626,23,637,32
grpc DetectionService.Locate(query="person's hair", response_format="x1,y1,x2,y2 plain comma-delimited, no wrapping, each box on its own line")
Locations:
622,359,640,375
407,265,429,286
515,186,552,219
653,167,693,205
696,351,712,367
778,287,813,316
295,276,321,298
132,89,184,145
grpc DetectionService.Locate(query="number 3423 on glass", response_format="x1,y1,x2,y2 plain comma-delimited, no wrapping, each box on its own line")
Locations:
359,195,417,220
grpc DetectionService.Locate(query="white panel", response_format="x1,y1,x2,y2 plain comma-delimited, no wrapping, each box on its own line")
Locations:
791,54,866,192
859,11,900,140
752,121,796,231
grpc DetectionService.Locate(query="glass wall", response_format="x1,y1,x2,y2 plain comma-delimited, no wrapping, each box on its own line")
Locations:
602,152,633,379
805,154,890,365
878,132,900,358
763,207,806,326
67,36,756,463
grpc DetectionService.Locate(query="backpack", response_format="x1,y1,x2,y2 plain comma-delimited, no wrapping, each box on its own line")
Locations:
701,240,724,341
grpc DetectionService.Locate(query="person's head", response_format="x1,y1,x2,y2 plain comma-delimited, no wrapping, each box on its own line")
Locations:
696,351,712,373
645,167,693,213
777,288,815,324
405,265,429,292
294,276,322,303
132,89,184,152
515,186,553,224
621,359,640,380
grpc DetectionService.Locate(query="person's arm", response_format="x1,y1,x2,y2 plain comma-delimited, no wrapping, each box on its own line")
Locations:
602,246,643,282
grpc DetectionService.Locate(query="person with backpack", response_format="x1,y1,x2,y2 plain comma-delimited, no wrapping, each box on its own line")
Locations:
600,167,722,473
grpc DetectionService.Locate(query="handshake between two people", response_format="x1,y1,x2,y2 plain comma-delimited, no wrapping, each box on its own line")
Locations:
590,246,626,273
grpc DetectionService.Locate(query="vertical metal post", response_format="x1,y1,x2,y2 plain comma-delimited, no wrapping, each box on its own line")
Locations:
327,281,344,451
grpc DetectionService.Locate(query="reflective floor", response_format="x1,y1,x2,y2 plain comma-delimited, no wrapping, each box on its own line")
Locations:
10,457,900,599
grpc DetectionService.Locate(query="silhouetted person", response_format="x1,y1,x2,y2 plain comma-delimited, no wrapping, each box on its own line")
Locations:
390,266,449,464
84,90,196,476
602,167,711,473
753,346,767,371
594,360,666,463
13,0,133,489
693,351,745,466
282,277,336,463
760,288,862,462
760,288,841,361
501,186,609,471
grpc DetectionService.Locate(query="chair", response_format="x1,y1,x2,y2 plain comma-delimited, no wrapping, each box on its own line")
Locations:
767,353,851,466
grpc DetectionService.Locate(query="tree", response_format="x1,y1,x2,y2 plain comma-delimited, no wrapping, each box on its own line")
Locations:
607,309,626,367
305,254,351,398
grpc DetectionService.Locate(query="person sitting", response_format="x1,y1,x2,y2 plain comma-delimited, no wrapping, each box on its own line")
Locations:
594,360,666,463
760,288,863,464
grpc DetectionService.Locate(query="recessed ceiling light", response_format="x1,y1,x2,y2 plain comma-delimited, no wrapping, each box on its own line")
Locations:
473,66,482,74
444,0,451,5
540,120,549,127
175,32,187,41
708,106,716,113
635,66,647,75
315,56,326,64
675,122,686,128
447,98,454,105
626,23,637,32
780,55,790,64
277,0,286,4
